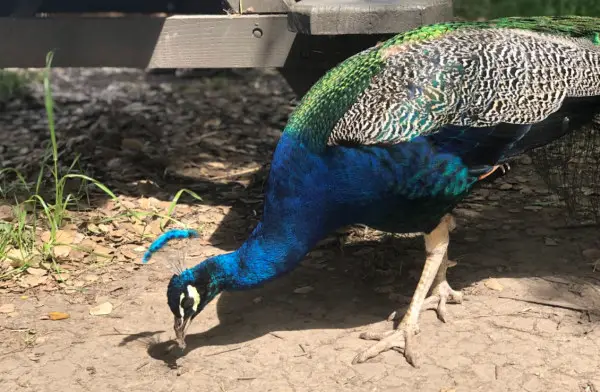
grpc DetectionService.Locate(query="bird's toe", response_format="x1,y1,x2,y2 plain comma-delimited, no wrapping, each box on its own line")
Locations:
422,280,463,323
353,323,420,366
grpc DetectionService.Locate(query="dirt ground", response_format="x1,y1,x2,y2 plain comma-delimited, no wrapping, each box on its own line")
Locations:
0,69,599,392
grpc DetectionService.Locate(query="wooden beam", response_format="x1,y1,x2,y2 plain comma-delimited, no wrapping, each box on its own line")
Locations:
225,0,291,14
0,14,297,68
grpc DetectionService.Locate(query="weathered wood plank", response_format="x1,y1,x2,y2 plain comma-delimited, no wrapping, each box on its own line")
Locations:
0,15,297,68
225,0,291,14
289,0,452,35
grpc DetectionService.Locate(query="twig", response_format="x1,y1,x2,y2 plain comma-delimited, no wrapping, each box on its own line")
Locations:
205,346,242,357
0,348,23,357
136,362,149,371
269,332,284,340
552,223,600,230
539,276,573,285
237,377,255,381
210,167,262,181
0,325,30,332
498,295,590,312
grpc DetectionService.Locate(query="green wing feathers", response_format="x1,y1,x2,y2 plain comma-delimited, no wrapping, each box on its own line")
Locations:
286,16,600,151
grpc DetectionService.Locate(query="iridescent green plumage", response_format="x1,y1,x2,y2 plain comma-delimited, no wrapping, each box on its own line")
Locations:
285,16,600,151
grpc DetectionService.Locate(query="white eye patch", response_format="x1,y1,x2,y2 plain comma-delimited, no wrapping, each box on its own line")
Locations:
186,285,201,312
178,293,185,318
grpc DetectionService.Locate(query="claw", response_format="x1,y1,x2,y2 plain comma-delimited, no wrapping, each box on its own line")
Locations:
422,281,463,323
353,323,420,366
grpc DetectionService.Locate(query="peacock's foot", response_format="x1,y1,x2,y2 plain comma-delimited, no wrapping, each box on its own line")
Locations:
352,322,420,366
421,280,463,323
386,259,458,324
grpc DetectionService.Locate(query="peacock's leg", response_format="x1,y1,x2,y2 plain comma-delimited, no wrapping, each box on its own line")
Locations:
388,251,460,323
352,214,455,366
420,250,463,322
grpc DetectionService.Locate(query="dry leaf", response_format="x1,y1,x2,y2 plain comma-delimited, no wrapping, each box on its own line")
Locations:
484,278,504,292
119,247,137,260
97,224,111,233
147,220,163,236
293,286,314,294
582,248,600,260
6,248,30,267
121,138,145,151
0,303,15,313
544,237,558,246
48,311,70,320
53,245,72,258
93,244,114,257
87,223,101,234
0,205,14,222
89,302,113,316
41,229,77,245
20,275,48,288
26,268,47,277
83,274,99,283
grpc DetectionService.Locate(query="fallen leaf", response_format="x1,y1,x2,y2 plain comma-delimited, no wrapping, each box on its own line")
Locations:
92,244,114,257
48,312,70,320
582,248,600,260
26,268,47,277
544,237,558,246
53,245,72,258
20,275,48,288
87,223,102,234
5,248,30,267
41,229,77,245
293,286,314,294
52,272,70,283
0,303,15,313
83,274,99,283
484,278,504,291
147,220,163,236
0,205,14,222
374,285,394,294
523,206,543,211
520,155,533,165
121,138,145,151
97,224,112,233
89,302,113,316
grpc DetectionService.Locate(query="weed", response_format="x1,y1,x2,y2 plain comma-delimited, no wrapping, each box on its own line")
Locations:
0,54,202,280
0,68,39,104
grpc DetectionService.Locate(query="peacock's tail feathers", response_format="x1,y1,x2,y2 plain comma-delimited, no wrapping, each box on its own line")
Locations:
286,16,600,153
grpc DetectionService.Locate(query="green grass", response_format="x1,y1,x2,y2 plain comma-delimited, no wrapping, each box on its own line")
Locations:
0,69,39,104
454,0,600,20
0,54,203,280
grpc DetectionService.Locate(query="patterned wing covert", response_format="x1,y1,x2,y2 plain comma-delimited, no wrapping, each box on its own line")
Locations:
328,27,600,147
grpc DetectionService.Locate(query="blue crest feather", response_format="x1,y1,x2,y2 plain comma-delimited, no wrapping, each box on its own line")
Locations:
142,229,199,264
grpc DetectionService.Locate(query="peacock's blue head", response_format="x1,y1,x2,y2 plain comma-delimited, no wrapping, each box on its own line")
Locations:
166,256,226,349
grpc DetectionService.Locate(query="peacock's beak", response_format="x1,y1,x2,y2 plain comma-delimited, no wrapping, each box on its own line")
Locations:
173,316,191,349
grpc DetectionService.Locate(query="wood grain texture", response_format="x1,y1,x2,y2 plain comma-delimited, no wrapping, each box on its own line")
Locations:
0,14,296,68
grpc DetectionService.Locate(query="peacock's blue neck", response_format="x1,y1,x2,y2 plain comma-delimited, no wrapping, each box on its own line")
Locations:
213,220,324,290
192,131,475,291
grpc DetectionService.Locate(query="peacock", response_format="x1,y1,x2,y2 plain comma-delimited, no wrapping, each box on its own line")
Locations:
144,16,600,366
